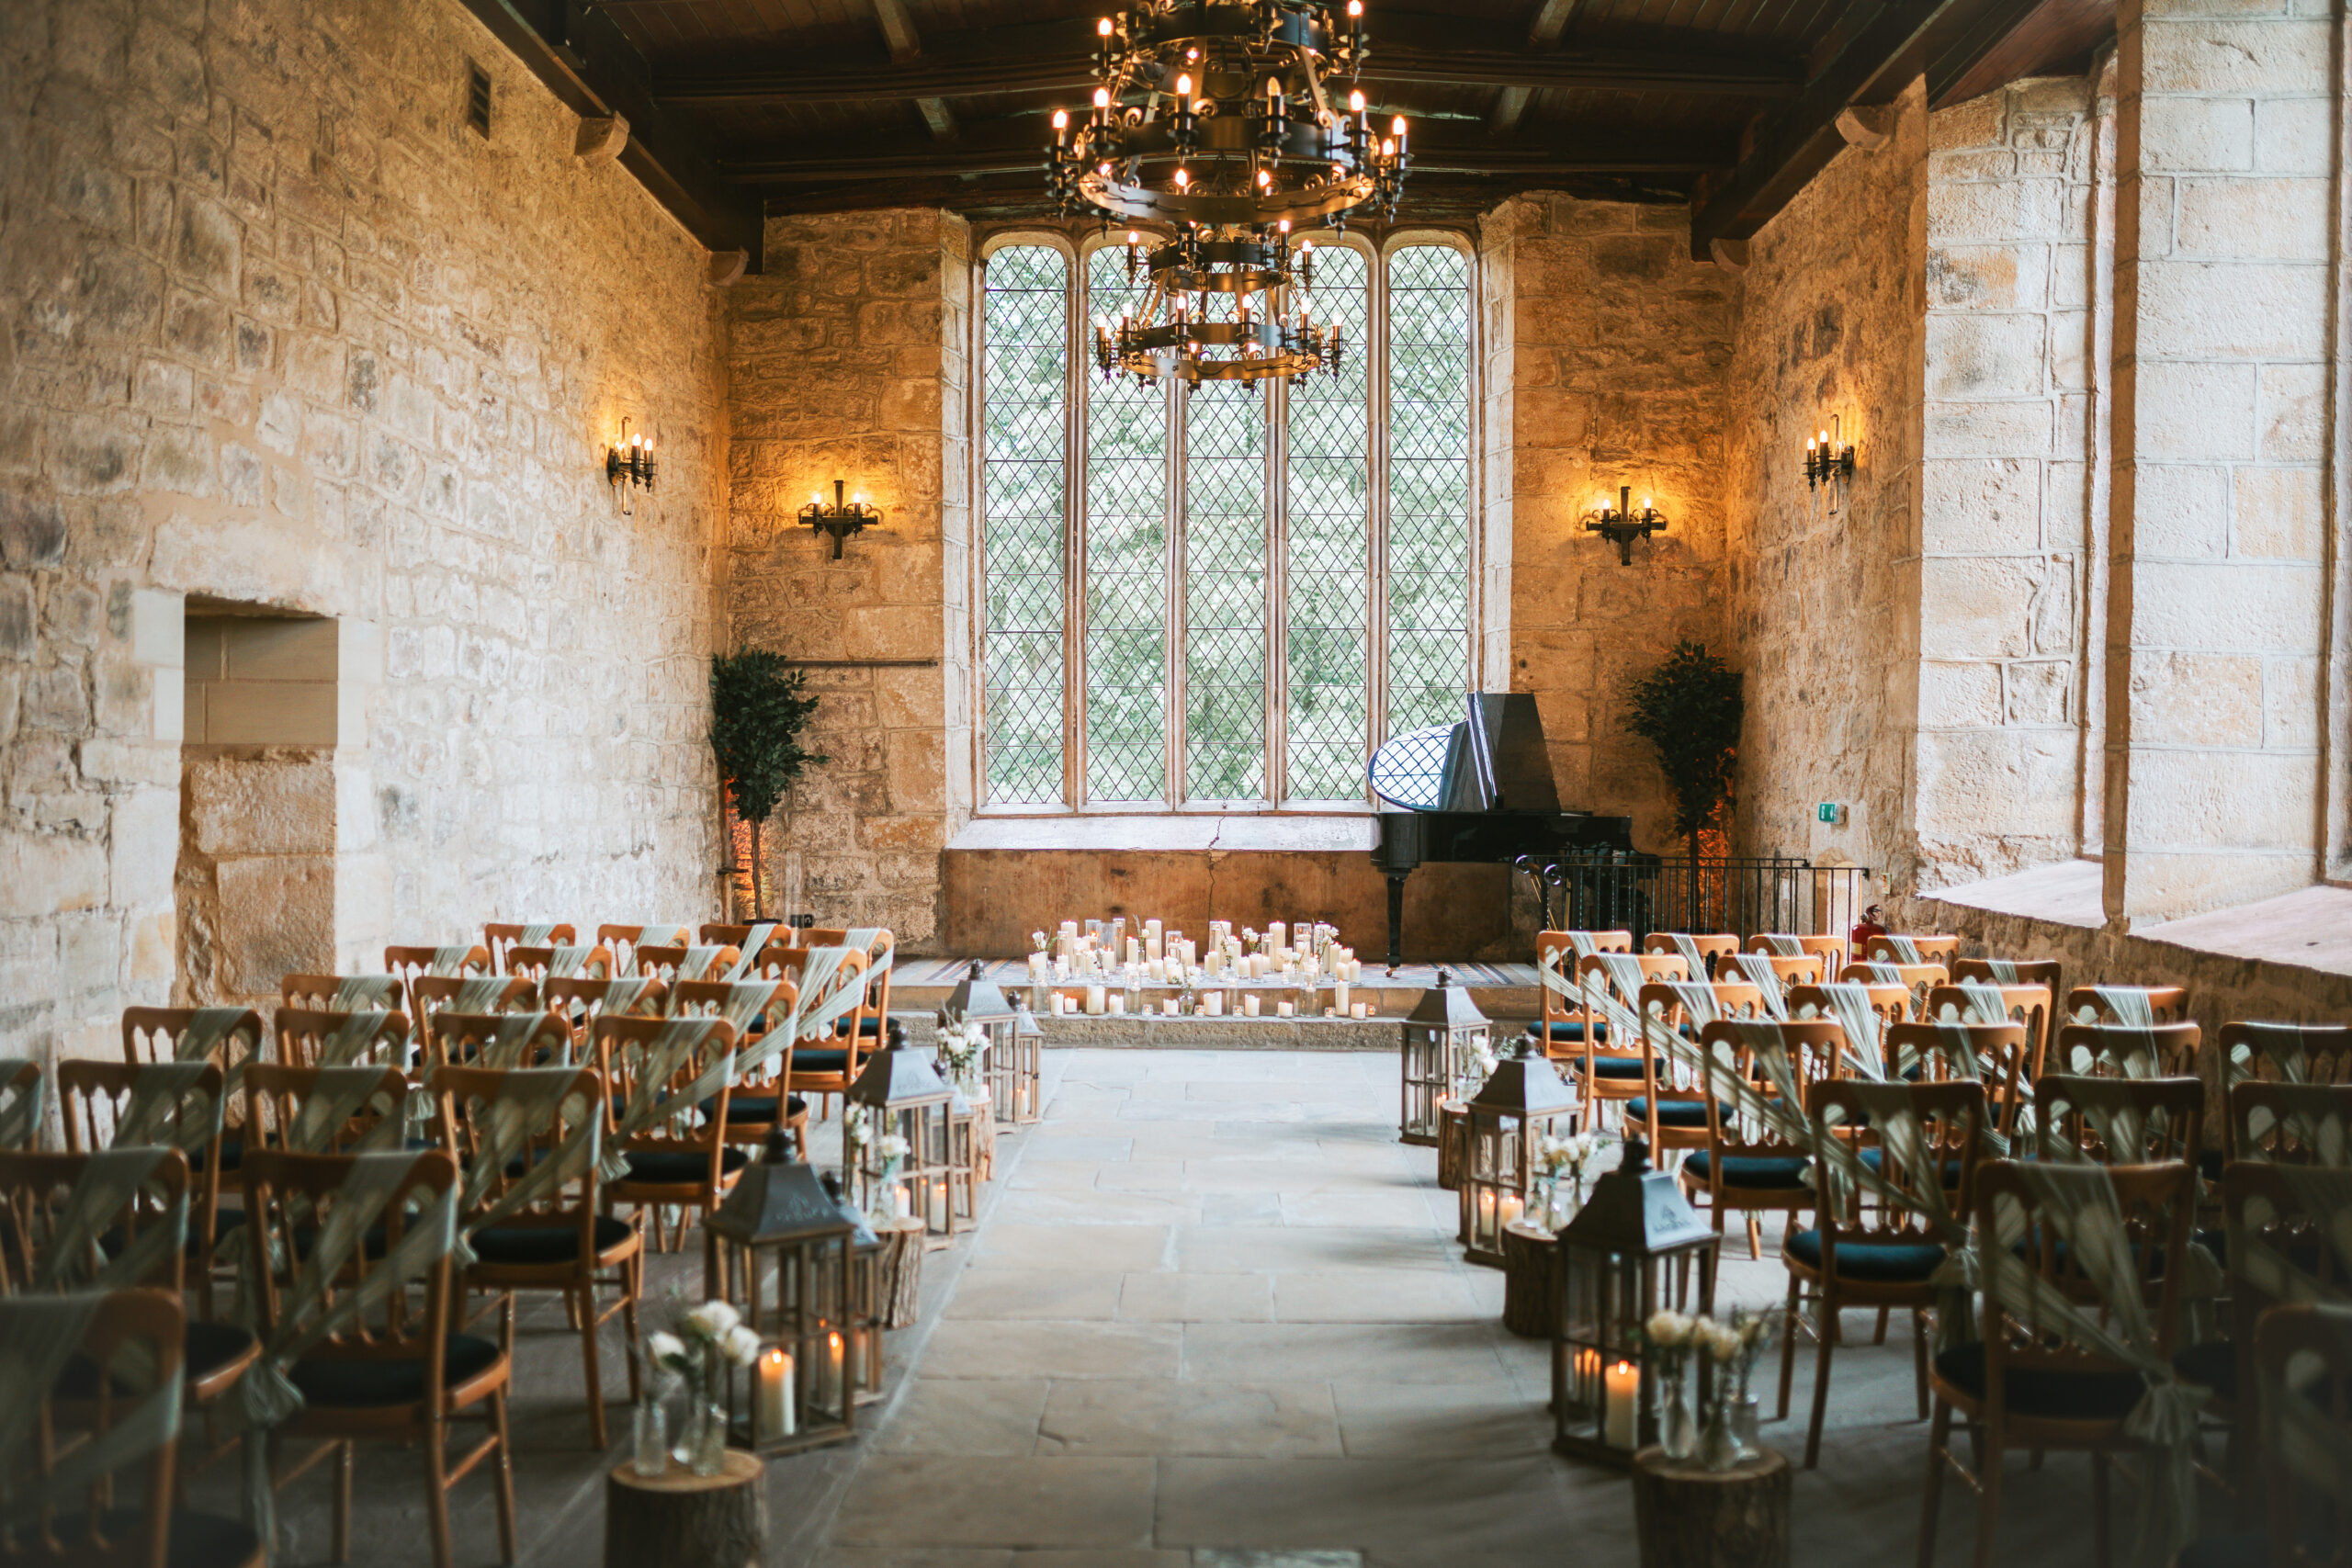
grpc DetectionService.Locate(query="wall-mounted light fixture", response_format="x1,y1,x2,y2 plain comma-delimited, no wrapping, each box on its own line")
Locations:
1582,485,1668,567
798,479,881,559
1804,414,1856,513
606,417,656,514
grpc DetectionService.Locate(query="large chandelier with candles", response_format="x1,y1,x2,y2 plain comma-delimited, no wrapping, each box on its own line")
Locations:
1046,0,1411,385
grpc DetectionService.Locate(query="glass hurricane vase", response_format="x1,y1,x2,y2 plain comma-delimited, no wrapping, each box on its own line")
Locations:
1659,1355,1697,1461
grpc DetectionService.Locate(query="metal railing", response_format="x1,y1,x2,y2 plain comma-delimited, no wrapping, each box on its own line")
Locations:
1515,852,1874,945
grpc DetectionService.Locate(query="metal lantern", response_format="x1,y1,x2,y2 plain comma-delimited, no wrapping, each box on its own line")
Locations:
705,1133,872,1454
1006,1003,1045,1124
942,962,1036,1128
1461,1037,1579,1267
1399,970,1490,1145
1550,1137,1716,1466
845,1021,956,1242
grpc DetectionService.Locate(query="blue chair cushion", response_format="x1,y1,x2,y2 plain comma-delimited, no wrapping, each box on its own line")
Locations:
1569,1055,1660,1079
794,1049,851,1075
289,1333,502,1407
1683,1151,1811,1189
716,1093,809,1123
470,1215,635,1266
56,1320,257,1397
616,1146,750,1186
2173,1339,2234,1402
2176,1534,2267,1568
1931,1341,2144,1420
188,1137,242,1174
1787,1227,1948,1281
53,1510,261,1568
858,1016,884,1037
1859,1148,1967,1183
1623,1098,1719,1128
1542,1021,1607,1043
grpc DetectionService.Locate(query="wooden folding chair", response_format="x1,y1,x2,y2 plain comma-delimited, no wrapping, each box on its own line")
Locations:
671,976,805,1157
280,975,405,1012
274,1008,413,1072
594,1017,744,1251
2064,984,2191,1026
1642,931,1739,978
56,1062,232,1314
1925,981,2052,1084
2054,1021,2201,1080
503,945,614,986
1865,933,1961,966
1684,1014,1834,1263
483,923,576,976
1573,952,1691,1133
1533,931,1626,1061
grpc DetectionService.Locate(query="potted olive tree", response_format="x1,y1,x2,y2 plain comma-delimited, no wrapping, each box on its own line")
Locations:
709,650,826,919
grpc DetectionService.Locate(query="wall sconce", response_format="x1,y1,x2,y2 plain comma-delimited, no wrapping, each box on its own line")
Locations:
605,416,656,514
1804,414,1856,513
798,479,880,559
1582,485,1668,567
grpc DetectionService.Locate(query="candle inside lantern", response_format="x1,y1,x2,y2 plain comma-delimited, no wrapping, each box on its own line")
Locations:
758,1347,796,1438
1498,1191,1524,1232
1604,1359,1640,1447
1576,1347,1602,1407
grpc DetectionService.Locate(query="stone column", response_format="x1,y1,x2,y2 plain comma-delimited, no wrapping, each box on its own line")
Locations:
2104,0,2338,924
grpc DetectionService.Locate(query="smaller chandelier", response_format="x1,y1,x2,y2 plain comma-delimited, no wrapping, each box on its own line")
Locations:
1091,225,1342,385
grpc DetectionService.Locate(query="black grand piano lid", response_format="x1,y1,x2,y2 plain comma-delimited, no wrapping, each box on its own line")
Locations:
1368,694,1560,813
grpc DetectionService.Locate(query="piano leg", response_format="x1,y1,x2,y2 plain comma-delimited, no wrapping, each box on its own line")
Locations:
1385,871,1408,975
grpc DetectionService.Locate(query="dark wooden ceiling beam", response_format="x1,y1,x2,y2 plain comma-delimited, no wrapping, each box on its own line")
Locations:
871,0,959,140
1489,0,1584,134
456,0,763,265
721,118,1736,184
1686,0,1968,257
651,21,1803,105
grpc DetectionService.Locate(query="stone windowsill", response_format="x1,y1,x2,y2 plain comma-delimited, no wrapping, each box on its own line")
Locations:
949,814,1380,853
1925,858,2352,981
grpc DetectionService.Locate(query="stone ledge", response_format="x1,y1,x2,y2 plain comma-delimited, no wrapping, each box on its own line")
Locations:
948,813,1379,853
2139,883,2352,980
1925,857,2105,929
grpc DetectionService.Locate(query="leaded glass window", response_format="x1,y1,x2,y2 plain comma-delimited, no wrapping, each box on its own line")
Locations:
975,237,1475,812
979,245,1068,806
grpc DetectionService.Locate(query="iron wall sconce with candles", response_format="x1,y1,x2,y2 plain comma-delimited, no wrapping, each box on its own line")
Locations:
798,479,881,559
605,417,657,514
1582,486,1668,567
1804,414,1857,513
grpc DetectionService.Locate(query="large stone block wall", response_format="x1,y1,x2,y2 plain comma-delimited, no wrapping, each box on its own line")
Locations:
1,0,730,1066
1479,197,1736,852
1911,74,2114,888
724,209,973,952
2106,0,2341,923
1723,83,1930,896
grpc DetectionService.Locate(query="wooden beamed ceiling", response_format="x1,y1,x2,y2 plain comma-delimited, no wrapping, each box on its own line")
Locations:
464,0,2116,266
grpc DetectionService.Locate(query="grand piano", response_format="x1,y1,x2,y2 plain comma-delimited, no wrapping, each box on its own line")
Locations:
1367,694,1649,970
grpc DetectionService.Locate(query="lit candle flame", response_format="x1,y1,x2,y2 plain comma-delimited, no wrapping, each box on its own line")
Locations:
1098,16,1114,35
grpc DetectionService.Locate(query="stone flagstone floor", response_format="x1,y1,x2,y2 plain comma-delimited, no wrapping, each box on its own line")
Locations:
220,1045,2121,1566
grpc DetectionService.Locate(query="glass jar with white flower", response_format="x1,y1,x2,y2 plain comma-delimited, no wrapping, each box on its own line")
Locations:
649,1294,763,1475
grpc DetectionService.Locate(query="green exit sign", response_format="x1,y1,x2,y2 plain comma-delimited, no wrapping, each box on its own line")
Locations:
1816,802,1842,824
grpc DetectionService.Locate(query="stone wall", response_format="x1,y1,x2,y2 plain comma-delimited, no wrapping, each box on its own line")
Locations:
1479,197,1736,852
1,0,730,1066
1723,82,1930,895
724,209,973,952
1913,74,2113,890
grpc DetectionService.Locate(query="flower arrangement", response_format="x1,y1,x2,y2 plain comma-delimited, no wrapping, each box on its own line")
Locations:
1634,1306,1773,1467
646,1293,763,1474
935,1019,987,1091
1531,1131,1611,1232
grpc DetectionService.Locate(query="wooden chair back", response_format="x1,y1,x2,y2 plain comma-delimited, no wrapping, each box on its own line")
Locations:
2064,985,2191,1026
0,1286,187,1567
2033,1074,2204,1165
596,925,692,976
542,976,669,1030
1863,933,1961,965
2248,1302,2352,1563
2230,1080,2352,1165
1535,931,1620,1057
429,1065,603,1229
1924,982,2052,1076
503,945,614,985
592,1017,740,1182
240,1149,458,1382
1788,981,1915,1040
1973,1158,2193,1378
242,1064,410,1156
1838,962,1947,1012
633,944,740,983
797,929,894,1036
406,976,537,1071
424,1010,573,1075
275,1007,413,1072
281,975,404,1012
120,1007,261,1072
384,944,491,993
484,924,576,975
0,1059,41,1152
1883,1021,2032,1139
1575,953,1692,1100
0,1149,190,1296
1642,932,1740,976
1751,932,1849,970
54,1061,223,1229
765,947,874,1084
1692,1018,1844,1164
1808,1077,1984,1242
2054,1021,2201,1079
1951,956,2063,1001
2222,1021,2352,1087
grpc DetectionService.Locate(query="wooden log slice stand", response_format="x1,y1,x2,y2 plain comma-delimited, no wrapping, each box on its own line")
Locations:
605,1452,765,1568
865,1214,927,1331
1499,1219,1558,1338
1629,1446,1790,1568
1437,1100,1470,1190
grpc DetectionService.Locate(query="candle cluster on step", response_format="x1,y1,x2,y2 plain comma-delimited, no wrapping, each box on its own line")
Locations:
1026,916,1374,1019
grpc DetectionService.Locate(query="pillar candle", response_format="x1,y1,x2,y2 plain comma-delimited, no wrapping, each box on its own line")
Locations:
1276,1000,1295,1018
1085,984,1106,1016
1243,994,1261,1017
1127,937,1141,964
1604,1360,1640,1447
758,1347,795,1438
1269,921,1286,952
1204,991,1223,1016
1499,1191,1524,1231
1334,982,1350,1014
1108,993,1125,1015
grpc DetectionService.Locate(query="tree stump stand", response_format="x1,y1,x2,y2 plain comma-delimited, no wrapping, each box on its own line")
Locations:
1629,1446,1790,1568
1500,1220,1558,1338
855,1215,927,1331
1437,1100,1470,1191
605,1453,765,1568
967,1087,999,1182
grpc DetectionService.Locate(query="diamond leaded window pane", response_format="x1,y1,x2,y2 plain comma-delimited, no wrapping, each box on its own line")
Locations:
1385,243,1472,739
1084,247,1169,803
1284,244,1370,801
1184,346,1266,802
980,245,1067,806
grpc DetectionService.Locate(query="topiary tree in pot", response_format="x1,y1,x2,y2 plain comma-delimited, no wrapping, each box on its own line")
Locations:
709,650,827,919
1622,640,1743,861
